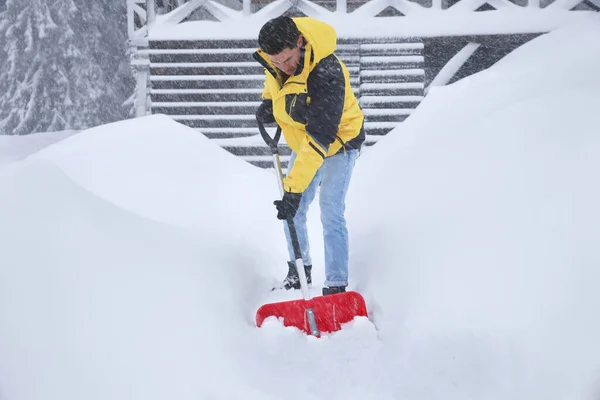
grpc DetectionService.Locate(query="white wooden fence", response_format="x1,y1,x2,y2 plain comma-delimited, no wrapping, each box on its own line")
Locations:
126,0,597,117
128,0,598,41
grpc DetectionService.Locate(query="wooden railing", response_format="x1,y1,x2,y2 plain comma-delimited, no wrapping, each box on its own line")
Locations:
128,0,599,42
126,0,597,118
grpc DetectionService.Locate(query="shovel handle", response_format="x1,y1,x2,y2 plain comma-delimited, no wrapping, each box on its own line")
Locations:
256,116,311,302
256,116,281,154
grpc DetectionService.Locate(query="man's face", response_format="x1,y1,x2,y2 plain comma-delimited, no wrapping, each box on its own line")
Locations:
268,35,303,76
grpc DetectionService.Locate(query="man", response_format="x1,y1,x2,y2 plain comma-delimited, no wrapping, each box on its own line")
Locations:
253,16,364,296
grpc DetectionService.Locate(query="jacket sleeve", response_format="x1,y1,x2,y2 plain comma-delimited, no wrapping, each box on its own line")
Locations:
283,54,346,193
262,88,272,101
305,54,345,149
256,99,275,124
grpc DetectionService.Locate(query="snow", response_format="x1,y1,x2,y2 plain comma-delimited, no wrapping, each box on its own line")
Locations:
361,43,425,50
0,130,77,165
146,48,257,54
352,14,600,399
361,69,425,76
361,95,425,103
426,42,481,91
361,56,424,63
151,88,264,93
150,74,264,81
1,13,600,400
150,61,258,67
151,101,262,107
170,114,255,120
361,82,425,89
363,108,414,115
0,1,132,135
365,121,404,128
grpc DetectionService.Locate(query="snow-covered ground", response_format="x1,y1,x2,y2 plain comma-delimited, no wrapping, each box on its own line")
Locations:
0,130,78,165
1,14,600,400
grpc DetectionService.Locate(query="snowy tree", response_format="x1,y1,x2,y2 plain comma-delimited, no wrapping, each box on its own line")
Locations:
0,0,133,135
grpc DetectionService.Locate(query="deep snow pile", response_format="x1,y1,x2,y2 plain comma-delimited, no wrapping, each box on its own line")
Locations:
0,116,290,400
0,130,77,165
349,15,600,399
1,14,600,400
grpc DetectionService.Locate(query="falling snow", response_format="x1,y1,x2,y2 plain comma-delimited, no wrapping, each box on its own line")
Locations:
0,0,133,135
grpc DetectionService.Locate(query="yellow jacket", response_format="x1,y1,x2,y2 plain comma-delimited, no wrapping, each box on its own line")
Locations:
253,17,364,193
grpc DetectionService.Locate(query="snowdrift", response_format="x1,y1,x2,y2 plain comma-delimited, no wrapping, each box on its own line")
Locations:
29,115,280,238
350,15,600,399
0,116,300,400
0,130,77,165
1,14,600,400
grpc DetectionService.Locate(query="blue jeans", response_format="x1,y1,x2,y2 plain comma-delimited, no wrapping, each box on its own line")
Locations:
283,149,359,287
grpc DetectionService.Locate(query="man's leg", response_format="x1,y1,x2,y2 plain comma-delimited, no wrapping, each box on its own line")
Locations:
282,151,322,265
319,149,359,288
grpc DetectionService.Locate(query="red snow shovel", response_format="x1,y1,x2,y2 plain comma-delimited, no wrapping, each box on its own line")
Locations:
255,118,368,337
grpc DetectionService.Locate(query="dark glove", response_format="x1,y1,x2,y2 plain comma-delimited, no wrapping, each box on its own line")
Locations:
256,99,275,124
274,191,302,220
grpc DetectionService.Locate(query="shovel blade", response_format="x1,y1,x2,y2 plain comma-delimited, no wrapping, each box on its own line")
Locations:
256,291,368,336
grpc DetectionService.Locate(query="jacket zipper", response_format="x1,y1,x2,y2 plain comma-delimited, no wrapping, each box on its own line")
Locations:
288,94,298,116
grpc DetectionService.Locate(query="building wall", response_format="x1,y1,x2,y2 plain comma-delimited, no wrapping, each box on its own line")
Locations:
423,33,543,87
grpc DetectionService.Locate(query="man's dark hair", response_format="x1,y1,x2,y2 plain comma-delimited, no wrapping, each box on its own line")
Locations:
258,16,300,55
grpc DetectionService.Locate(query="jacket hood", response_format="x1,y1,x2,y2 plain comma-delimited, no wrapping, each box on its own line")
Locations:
253,17,337,76
292,17,337,64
